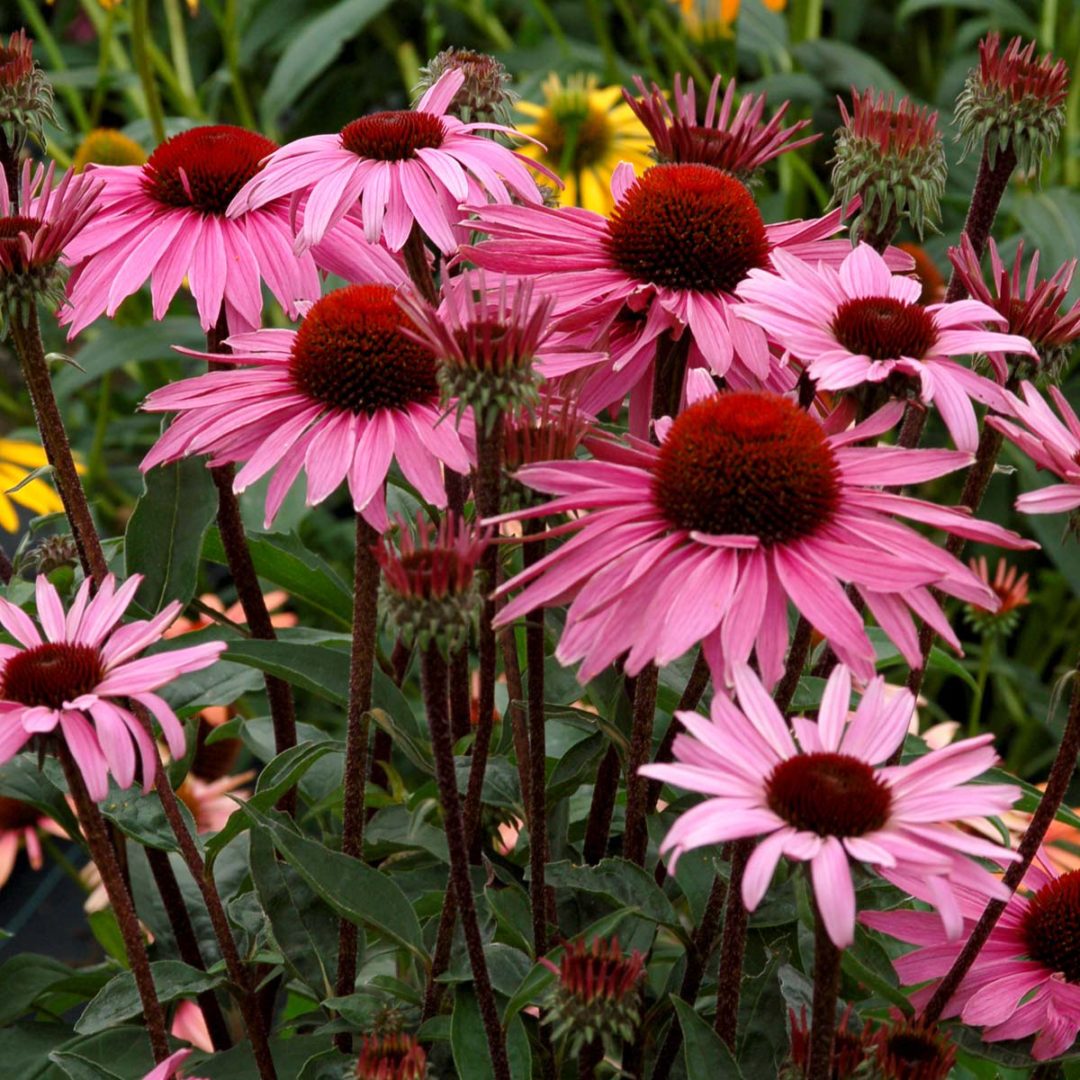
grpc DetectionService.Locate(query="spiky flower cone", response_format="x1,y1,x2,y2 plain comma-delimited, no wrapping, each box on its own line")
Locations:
414,48,516,125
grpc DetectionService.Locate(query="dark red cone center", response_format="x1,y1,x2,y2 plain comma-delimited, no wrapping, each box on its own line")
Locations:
1023,869,1080,982
830,296,938,361
605,163,770,293
340,111,446,160
652,392,841,545
142,125,278,214
1,642,104,711
766,752,891,837
289,284,439,415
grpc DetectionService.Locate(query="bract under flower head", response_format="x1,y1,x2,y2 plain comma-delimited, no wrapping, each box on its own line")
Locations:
864,857,1080,1061
0,574,225,801
735,243,1038,451
949,234,1080,377
493,390,1035,687
375,512,489,653
141,283,473,531
625,73,816,179
642,663,1019,948
831,88,946,240
955,32,1070,175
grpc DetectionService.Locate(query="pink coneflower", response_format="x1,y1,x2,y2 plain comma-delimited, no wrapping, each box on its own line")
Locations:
464,162,911,421
863,857,1080,1060
141,283,472,530
623,73,817,177
355,1032,428,1080
61,125,336,336
735,242,1037,451
228,68,555,256
949,234,1080,374
141,1049,208,1080
987,380,1080,516
493,390,1035,687
641,663,1019,947
0,796,66,887
176,770,253,834
0,160,99,313
0,574,225,801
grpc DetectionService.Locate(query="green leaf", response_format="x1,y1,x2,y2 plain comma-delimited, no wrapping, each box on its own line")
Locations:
544,859,679,929
125,457,217,613
896,0,1037,36
97,779,198,853
202,528,353,626
451,989,532,1080
245,808,425,958
191,1035,330,1078
0,953,81,1025
261,0,394,127
48,1052,124,1080
672,997,744,1077
0,753,82,842
792,39,908,96
76,961,222,1035
224,636,350,704
249,828,340,1000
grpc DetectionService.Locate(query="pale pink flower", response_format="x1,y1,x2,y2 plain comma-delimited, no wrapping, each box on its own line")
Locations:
642,663,1019,948
735,242,1037,451
864,857,1080,1060
141,283,473,530
988,380,1080,516
141,1048,208,1080
0,575,225,800
228,69,555,256
463,162,912,425
493,390,1035,687
59,125,399,336
171,1000,215,1054
0,796,66,887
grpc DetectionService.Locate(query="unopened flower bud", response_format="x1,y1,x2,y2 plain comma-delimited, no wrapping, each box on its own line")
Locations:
415,48,516,126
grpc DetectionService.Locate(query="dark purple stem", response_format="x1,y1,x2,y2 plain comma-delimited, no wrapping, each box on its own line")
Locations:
807,903,842,1080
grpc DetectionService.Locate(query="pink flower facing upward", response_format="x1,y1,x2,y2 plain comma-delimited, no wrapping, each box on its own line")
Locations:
641,663,1019,948
987,380,1080,516
228,68,555,256
0,575,225,800
735,242,1037,451
141,283,472,530
864,857,1080,1060
493,391,1035,688
465,161,910,427
61,125,328,335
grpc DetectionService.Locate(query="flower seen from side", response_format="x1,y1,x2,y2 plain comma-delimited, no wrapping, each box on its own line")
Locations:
735,242,1038,451
965,556,1030,635
515,73,653,213
141,283,473,531
641,663,1019,947
228,68,556,255
355,1031,428,1079
493,390,1035,688
0,574,225,801
0,795,66,887
864,857,1080,1060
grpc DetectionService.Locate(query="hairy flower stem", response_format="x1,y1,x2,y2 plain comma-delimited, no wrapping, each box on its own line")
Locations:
445,471,472,743
923,669,1080,1025
624,663,659,866
713,625,813,1046
943,144,1018,304
144,846,233,1051
334,515,381,1053
148,756,278,1079
205,321,297,814
807,905,842,1080
582,745,621,865
58,744,170,1062
650,874,728,1080
713,838,752,1048
11,307,109,585
420,645,511,1080
523,522,549,956
499,618,531,812
464,422,504,850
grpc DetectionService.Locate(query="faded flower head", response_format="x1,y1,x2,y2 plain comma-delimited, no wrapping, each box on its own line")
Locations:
955,32,1069,175
869,1015,956,1080
541,936,645,1057
0,30,55,147
784,1005,865,1079
831,88,946,240
415,48,515,125
965,556,1030,636
375,512,490,654
355,1031,427,1079
949,234,1080,378
625,73,816,181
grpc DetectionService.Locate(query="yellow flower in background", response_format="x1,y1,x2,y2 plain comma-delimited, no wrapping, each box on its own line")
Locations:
72,128,147,172
669,0,786,40
516,74,654,214
0,439,66,533
45,0,198,11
